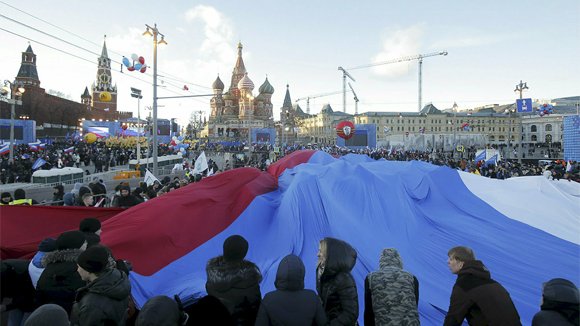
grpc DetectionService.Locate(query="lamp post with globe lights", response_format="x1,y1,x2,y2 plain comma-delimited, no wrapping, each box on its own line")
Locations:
143,24,167,176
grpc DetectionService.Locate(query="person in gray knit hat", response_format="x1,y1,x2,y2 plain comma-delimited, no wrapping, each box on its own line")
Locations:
24,304,69,326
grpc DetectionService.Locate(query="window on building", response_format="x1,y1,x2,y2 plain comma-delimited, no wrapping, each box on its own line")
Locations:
545,124,552,131
499,135,505,141
489,135,495,141
531,125,537,132
531,135,537,141
545,134,552,143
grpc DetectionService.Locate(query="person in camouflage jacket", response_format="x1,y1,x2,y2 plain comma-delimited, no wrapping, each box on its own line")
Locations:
364,248,420,326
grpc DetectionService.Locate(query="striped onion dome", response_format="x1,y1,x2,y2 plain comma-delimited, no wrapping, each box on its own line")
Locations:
237,73,254,91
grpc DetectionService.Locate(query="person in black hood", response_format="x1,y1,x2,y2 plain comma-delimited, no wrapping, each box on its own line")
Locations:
75,186,92,206
316,237,359,325
532,278,579,326
111,185,140,208
70,245,131,326
444,246,521,326
256,254,326,326
51,184,65,206
205,235,262,325
135,295,189,326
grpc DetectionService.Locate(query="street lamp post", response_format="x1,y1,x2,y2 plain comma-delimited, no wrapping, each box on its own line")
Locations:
514,80,528,164
505,108,514,160
2,80,25,164
452,102,458,160
130,88,143,164
143,23,167,176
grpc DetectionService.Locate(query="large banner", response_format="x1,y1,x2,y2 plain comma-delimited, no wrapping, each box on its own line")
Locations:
0,206,123,259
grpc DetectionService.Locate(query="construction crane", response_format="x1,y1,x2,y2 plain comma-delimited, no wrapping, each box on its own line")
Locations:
348,82,359,115
337,67,356,113
296,90,349,114
341,51,448,112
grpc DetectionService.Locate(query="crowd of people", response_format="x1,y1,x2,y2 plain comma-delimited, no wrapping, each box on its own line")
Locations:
0,140,177,184
2,225,578,325
2,139,578,186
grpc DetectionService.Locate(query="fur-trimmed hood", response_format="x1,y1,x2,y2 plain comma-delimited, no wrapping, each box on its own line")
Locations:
206,256,262,293
42,249,83,267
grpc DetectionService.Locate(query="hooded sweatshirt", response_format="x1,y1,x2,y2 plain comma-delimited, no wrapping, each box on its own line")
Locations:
444,260,521,326
255,255,327,326
364,248,419,326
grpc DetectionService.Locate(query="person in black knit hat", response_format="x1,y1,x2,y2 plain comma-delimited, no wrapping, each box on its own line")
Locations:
79,217,102,248
1,191,13,205
206,235,262,325
70,245,131,326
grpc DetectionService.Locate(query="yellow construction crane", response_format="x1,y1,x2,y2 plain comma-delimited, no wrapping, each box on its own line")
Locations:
338,51,448,113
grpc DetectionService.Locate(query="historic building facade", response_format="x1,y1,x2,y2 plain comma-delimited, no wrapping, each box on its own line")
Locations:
291,103,521,149
207,43,274,141
0,42,131,138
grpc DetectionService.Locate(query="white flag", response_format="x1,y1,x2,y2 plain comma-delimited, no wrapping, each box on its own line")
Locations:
144,169,160,186
207,167,214,176
194,151,209,174
566,161,573,172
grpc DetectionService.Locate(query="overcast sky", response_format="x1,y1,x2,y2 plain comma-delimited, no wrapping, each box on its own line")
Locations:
1,0,578,125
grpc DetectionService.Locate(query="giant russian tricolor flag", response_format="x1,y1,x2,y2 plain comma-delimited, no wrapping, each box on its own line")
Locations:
1,150,578,325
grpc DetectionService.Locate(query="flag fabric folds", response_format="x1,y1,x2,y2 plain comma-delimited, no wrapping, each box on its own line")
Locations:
1,150,577,325
484,154,498,166
32,158,47,170
28,141,41,151
0,145,9,155
144,169,160,186
63,146,75,154
193,151,208,174
474,150,486,162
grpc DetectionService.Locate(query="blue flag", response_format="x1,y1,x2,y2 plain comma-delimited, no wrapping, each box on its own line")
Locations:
475,150,486,162
32,158,47,170
485,154,498,167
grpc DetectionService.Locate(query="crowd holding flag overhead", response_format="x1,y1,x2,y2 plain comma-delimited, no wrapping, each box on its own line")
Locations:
1,150,578,325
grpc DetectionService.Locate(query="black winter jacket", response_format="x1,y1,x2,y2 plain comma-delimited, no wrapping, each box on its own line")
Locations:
444,260,521,326
256,255,327,326
205,256,262,326
36,249,85,314
317,238,359,326
532,278,579,326
70,268,131,326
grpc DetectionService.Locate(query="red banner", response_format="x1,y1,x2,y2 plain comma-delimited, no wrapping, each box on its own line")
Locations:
0,206,123,259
